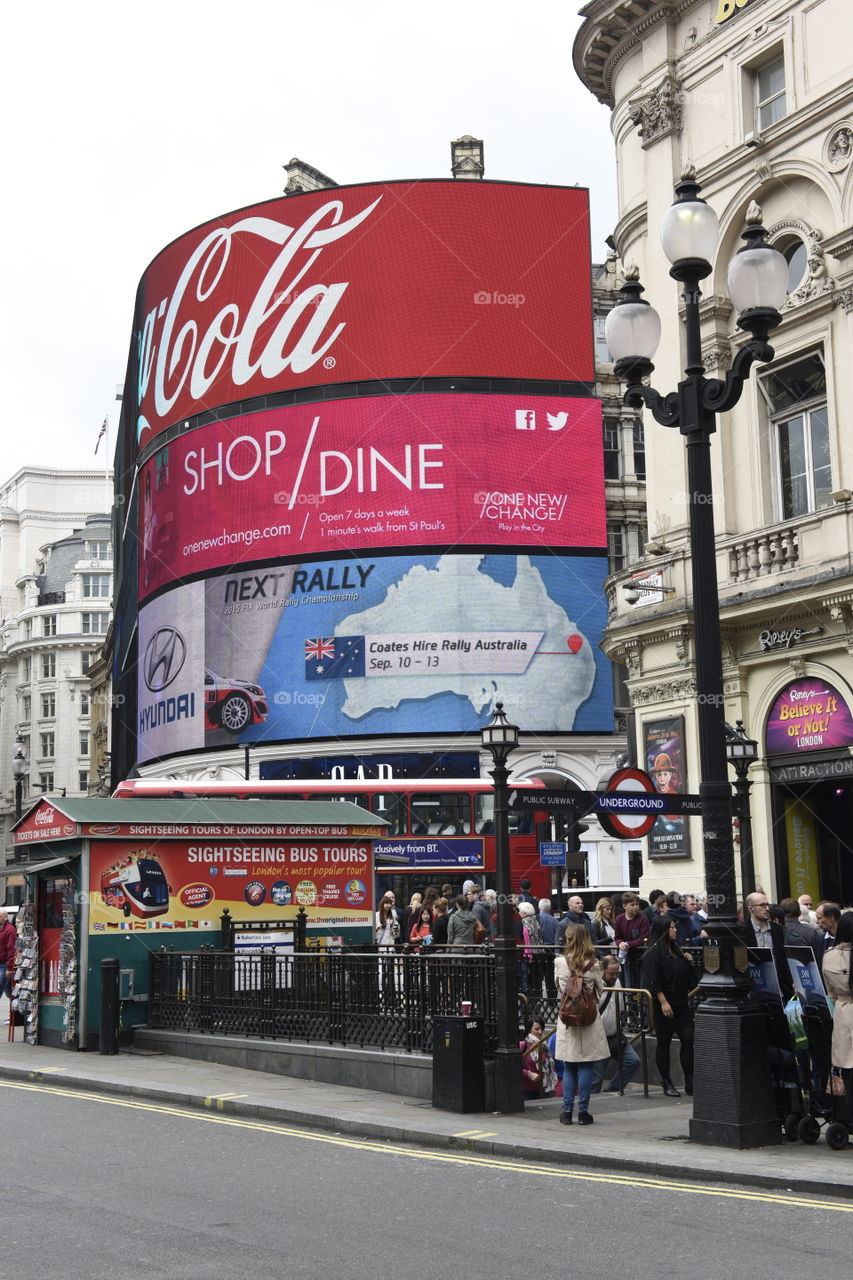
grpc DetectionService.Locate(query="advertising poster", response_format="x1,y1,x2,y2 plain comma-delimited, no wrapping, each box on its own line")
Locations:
643,716,688,858
765,677,853,755
88,840,373,934
783,798,820,901
137,551,612,761
130,182,594,453
138,394,605,599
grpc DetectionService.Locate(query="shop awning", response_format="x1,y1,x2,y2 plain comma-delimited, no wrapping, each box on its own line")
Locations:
0,853,80,878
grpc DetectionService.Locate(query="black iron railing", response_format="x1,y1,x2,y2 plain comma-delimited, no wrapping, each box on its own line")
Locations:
148,942,710,1056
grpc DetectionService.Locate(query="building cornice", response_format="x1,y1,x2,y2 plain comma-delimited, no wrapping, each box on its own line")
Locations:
573,1,699,108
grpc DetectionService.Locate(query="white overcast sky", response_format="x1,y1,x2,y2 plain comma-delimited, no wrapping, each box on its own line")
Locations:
0,1,616,482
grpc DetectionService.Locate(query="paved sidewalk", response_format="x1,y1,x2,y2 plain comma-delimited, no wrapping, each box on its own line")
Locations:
1,1027,851,1196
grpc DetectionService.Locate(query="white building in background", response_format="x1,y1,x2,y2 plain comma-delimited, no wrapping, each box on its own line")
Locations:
574,0,853,904
0,468,113,894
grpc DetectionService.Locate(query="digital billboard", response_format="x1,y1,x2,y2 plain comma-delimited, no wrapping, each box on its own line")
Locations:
136,551,612,762
139,393,604,598
130,181,594,452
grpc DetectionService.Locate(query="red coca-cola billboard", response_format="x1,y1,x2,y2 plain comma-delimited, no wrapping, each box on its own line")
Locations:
131,181,594,451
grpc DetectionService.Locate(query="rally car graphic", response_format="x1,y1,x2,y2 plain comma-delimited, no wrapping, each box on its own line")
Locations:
204,668,269,734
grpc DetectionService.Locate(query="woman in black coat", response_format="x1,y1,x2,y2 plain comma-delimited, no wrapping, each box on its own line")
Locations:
643,914,696,1098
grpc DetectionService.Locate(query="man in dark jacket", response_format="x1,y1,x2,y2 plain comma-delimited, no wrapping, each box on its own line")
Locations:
554,895,593,949
614,893,650,990
780,897,824,965
738,892,794,1000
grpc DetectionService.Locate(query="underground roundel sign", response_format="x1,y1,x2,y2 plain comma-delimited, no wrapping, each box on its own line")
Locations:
597,767,659,840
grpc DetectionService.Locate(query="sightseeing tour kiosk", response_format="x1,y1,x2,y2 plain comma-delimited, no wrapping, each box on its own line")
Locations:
8,795,384,1049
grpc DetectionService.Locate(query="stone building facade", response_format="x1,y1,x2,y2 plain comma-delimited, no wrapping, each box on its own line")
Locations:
575,0,853,903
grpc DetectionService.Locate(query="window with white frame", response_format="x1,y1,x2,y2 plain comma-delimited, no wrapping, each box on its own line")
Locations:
82,612,109,635
85,541,111,561
82,574,111,598
82,651,92,673
42,653,56,678
23,618,32,640
759,352,830,519
79,730,89,756
39,771,54,792
21,657,31,682
80,691,90,716
603,418,621,480
21,695,31,721
78,770,89,793
755,53,785,131
43,614,57,637
41,692,56,718
40,732,55,758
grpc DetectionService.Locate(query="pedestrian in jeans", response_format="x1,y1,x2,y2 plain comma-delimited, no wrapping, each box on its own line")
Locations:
554,924,609,1125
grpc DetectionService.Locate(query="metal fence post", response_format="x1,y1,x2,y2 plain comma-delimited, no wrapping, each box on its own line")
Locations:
99,957,121,1055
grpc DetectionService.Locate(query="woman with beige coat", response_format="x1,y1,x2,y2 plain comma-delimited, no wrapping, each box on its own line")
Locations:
822,913,853,1114
554,923,609,1125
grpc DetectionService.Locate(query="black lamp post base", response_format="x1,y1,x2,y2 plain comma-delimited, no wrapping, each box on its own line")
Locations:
689,1000,782,1149
492,1046,525,1114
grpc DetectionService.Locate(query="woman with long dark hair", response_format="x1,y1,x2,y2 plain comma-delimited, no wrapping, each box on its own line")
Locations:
554,924,609,1125
643,914,695,1097
822,912,853,1111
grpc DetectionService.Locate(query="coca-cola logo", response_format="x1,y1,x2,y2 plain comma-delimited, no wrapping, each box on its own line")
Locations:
35,807,56,825
136,195,382,447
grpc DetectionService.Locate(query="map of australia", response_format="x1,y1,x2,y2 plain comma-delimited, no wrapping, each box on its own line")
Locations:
335,555,595,730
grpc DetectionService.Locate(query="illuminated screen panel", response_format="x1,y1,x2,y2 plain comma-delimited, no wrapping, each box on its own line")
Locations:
132,181,593,451
138,393,604,597
136,552,612,762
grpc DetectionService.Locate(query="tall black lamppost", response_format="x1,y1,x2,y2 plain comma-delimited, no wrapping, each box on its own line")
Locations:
12,740,28,821
725,719,759,899
605,166,788,1148
480,702,523,1114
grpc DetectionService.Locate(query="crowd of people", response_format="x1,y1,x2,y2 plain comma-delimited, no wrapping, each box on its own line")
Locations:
374,882,853,1127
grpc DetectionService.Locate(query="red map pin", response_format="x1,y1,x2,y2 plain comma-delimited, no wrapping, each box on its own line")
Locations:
567,634,583,654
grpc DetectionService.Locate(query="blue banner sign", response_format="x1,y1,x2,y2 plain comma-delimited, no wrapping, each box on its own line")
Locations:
373,838,484,868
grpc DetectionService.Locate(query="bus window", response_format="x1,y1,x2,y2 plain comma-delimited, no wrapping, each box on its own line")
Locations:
371,792,407,835
411,792,471,835
475,791,532,834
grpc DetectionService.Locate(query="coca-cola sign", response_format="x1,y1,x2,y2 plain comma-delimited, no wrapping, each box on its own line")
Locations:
131,182,594,450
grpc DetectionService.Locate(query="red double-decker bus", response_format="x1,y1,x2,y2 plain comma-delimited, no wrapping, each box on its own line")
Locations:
112,777,553,900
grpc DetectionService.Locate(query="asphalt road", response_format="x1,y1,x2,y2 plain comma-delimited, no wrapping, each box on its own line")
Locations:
3,1079,852,1280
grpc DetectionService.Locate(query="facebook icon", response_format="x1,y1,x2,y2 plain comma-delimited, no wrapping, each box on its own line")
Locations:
515,409,536,430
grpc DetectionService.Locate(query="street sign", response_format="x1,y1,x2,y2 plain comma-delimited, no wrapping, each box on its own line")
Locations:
539,841,567,867
596,766,659,839
507,788,592,811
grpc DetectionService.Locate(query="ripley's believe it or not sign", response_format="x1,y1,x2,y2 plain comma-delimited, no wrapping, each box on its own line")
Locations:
765,678,853,755
127,182,610,763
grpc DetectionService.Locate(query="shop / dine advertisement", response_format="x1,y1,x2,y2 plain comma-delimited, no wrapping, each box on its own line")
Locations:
88,840,373,934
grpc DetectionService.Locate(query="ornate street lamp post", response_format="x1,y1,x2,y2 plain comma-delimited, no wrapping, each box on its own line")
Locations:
12,740,28,821
726,719,759,899
481,701,523,1114
605,166,788,1148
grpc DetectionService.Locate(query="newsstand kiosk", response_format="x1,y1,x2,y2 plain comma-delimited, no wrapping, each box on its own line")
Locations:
8,794,383,1049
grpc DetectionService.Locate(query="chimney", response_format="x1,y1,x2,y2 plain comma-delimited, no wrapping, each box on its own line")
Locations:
450,136,485,180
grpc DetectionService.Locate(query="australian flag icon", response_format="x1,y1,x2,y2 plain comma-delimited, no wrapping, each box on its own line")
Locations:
305,636,366,681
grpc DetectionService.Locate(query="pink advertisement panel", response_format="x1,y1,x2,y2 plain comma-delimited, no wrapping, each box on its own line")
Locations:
765,677,853,755
132,182,593,451
139,393,604,597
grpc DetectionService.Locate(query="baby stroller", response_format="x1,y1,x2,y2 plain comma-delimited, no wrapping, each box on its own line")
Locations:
746,990,807,1140
797,995,851,1151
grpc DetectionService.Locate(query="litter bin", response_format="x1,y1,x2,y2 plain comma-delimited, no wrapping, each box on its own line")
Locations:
432,1015,485,1112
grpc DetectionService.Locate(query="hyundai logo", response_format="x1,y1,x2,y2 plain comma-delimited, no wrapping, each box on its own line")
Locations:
143,626,187,691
